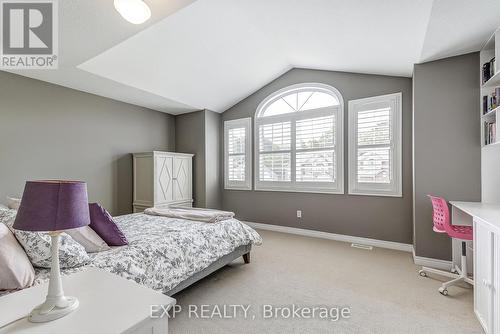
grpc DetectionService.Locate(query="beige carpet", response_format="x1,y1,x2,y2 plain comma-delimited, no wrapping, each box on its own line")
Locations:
169,229,482,334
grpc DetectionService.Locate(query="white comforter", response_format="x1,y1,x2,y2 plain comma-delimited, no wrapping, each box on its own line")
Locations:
32,213,262,294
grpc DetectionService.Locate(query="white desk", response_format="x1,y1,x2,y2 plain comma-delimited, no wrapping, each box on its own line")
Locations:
0,268,176,334
450,201,500,334
450,202,500,274
450,202,500,232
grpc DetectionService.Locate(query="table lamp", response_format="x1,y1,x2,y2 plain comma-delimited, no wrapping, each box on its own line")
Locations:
13,180,90,323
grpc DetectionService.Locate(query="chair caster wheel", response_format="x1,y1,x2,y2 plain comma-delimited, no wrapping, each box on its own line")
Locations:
438,287,448,296
419,270,427,277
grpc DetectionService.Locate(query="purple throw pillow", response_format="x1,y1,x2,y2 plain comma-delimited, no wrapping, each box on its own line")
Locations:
88,203,128,246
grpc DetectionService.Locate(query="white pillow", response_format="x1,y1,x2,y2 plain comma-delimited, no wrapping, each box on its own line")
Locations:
0,224,35,290
6,197,21,210
0,207,16,224
4,217,91,269
66,226,110,253
12,231,90,269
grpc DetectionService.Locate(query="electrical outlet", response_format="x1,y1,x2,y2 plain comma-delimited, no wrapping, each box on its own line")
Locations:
297,210,302,218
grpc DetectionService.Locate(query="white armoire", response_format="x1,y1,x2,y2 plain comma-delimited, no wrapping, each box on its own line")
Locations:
132,151,193,212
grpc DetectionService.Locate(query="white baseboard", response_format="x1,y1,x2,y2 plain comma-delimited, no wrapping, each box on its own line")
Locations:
412,248,452,270
244,221,413,253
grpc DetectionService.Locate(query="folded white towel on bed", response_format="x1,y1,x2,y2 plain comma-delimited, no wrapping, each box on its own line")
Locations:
144,206,235,223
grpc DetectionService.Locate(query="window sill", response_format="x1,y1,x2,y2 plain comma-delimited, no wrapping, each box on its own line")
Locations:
254,186,344,195
224,186,252,191
348,189,402,197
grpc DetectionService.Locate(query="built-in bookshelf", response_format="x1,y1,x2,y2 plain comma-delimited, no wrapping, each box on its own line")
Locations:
481,25,500,206
480,28,500,147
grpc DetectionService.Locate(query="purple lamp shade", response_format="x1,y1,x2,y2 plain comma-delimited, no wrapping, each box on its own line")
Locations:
13,181,90,232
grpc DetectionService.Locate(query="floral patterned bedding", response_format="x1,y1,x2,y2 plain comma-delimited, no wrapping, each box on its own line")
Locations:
23,213,262,294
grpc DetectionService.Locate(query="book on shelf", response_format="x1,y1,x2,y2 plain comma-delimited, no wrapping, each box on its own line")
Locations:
485,121,497,145
482,88,500,115
482,57,496,84
493,89,498,110
483,62,491,84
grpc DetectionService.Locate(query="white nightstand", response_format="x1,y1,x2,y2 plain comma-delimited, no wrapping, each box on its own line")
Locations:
0,268,176,334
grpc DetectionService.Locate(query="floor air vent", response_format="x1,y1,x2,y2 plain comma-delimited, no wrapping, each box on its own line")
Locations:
351,243,373,250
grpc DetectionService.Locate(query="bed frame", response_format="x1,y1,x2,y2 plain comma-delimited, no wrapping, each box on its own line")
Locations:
165,244,252,296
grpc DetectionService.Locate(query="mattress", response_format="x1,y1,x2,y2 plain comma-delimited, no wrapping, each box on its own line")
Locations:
28,213,262,294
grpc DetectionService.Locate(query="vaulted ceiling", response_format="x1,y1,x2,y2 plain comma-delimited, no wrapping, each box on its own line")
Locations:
6,0,500,114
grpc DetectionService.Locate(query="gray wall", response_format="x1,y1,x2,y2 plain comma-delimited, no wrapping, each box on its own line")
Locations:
175,110,206,207
221,68,413,244
204,110,222,209
0,71,175,215
413,53,481,260
175,109,221,209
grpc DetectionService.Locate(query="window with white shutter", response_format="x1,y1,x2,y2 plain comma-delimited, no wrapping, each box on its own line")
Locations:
348,92,402,197
224,118,251,190
255,83,344,193
258,121,291,182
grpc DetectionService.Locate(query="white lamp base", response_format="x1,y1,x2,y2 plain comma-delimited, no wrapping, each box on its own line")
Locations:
29,296,79,323
28,232,79,323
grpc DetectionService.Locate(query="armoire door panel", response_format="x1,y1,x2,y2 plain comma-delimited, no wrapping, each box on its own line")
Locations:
173,158,190,201
155,156,173,204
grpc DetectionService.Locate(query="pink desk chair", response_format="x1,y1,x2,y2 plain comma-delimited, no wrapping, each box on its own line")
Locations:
419,195,474,295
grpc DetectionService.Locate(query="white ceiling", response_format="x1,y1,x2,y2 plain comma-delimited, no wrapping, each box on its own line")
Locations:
4,0,198,114
420,0,500,62
6,0,500,114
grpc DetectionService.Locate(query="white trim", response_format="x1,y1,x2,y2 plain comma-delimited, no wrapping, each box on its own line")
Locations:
253,188,344,195
412,248,453,270
255,83,344,118
348,92,402,197
244,221,413,252
254,83,344,194
224,118,252,190
133,151,194,157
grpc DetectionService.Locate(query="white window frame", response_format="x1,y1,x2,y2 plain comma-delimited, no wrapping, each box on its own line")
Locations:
348,92,402,197
224,118,252,190
254,83,344,194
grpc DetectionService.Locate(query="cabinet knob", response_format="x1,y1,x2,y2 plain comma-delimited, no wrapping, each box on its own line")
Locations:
482,279,492,288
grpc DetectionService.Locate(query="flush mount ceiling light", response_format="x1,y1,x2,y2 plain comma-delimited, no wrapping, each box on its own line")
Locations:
114,0,151,24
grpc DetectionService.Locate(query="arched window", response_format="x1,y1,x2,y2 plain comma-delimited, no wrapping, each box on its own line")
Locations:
255,83,344,193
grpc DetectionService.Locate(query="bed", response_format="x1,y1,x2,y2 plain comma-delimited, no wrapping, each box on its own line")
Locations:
7,212,262,296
